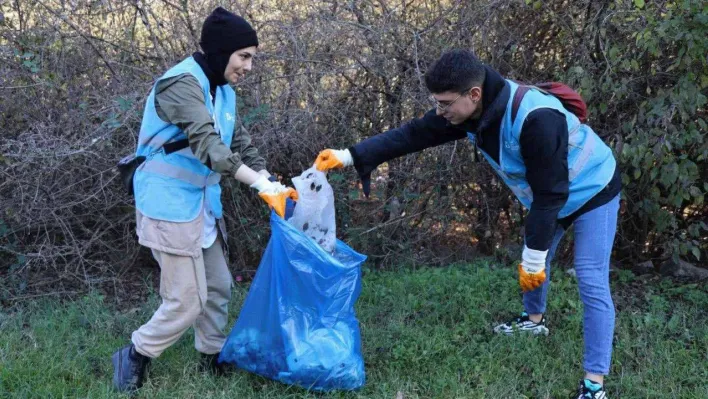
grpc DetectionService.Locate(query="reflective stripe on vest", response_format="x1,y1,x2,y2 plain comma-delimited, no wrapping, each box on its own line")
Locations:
133,56,237,222
467,79,616,218
568,123,592,181
140,160,221,188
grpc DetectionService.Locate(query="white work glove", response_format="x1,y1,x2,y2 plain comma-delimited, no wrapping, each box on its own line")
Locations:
518,246,548,292
314,149,354,171
250,175,298,218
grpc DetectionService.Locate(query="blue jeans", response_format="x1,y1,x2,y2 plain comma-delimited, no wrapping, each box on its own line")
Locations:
523,195,620,375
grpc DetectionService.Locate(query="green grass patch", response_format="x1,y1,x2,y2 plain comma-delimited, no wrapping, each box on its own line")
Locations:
1,261,706,398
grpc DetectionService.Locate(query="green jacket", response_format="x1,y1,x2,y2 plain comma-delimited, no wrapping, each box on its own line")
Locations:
154,73,266,175
135,74,266,257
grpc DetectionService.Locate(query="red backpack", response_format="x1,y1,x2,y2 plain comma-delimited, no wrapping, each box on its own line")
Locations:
511,82,588,124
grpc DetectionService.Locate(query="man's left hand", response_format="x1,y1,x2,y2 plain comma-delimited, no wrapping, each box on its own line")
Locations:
518,247,548,292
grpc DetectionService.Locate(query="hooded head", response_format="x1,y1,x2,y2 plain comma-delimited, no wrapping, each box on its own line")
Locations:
199,7,259,86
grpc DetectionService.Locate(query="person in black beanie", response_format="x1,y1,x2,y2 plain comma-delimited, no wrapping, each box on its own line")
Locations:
194,6,259,89
111,7,297,393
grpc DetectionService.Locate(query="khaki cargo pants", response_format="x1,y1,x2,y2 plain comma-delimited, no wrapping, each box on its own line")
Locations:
131,235,232,358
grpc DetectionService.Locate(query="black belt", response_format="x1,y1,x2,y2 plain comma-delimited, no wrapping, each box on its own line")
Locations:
163,139,190,154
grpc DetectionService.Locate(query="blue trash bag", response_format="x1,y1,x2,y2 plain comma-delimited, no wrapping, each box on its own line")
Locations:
219,210,367,391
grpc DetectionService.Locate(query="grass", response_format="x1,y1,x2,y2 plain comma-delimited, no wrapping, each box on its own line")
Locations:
1,260,706,398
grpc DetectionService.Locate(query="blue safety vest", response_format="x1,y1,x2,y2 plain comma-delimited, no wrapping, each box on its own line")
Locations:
468,80,616,218
134,57,236,222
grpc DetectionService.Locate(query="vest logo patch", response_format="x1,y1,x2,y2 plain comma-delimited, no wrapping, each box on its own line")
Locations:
505,141,520,151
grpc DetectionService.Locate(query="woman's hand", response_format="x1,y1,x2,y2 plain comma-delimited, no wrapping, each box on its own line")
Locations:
250,176,298,217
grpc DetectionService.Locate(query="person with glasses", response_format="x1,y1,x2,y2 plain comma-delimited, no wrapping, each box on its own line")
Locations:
314,49,621,399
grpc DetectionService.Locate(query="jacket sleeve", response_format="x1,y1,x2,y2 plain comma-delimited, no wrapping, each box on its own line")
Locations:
154,74,245,176
348,109,467,194
230,123,266,172
520,108,570,251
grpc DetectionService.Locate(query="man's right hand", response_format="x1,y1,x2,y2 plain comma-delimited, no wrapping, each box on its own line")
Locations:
315,149,353,172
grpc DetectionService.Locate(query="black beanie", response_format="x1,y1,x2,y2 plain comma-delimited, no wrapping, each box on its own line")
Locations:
197,7,258,86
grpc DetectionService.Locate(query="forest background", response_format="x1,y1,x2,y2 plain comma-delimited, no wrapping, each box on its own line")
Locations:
1,0,706,299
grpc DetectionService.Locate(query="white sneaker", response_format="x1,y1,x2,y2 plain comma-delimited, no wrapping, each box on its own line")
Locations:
493,312,549,336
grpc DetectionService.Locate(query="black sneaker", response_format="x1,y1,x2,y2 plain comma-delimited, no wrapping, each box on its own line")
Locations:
576,379,608,399
200,352,234,376
493,311,549,336
111,344,150,393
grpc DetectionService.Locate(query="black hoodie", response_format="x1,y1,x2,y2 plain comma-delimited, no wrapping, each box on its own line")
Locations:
349,65,620,252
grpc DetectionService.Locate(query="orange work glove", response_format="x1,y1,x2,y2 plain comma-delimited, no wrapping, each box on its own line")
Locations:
518,246,548,292
315,149,353,172
250,176,299,218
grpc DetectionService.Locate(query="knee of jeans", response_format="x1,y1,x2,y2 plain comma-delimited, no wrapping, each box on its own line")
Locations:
579,289,614,310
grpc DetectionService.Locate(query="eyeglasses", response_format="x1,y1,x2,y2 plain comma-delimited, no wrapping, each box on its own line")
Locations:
430,88,471,113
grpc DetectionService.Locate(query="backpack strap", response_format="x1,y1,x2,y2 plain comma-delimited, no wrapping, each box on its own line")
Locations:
511,85,532,123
